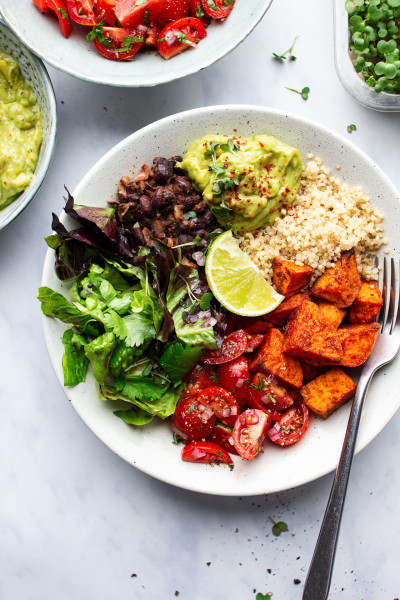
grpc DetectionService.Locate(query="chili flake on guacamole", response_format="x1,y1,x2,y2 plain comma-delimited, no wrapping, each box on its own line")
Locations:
0,50,43,210
177,134,302,232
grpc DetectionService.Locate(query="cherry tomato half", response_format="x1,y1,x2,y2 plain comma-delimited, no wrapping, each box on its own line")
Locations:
181,363,217,399
95,0,118,25
244,332,265,353
171,395,216,441
217,355,249,408
91,26,145,60
157,16,207,60
267,401,309,446
65,0,97,25
202,329,247,365
201,0,235,19
33,0,71,38
197,386,239,428
188,0,210,23
209,421,239,455
181,441,233,464
115,0,163,29
154,0,189,29
248,373,294,413
232,409,271,460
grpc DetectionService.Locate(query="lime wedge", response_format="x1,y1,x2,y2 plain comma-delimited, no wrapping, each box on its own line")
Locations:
205,230,284,317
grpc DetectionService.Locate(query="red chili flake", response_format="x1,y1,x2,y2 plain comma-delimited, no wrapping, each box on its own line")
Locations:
259,141,264,148
233,129,238,132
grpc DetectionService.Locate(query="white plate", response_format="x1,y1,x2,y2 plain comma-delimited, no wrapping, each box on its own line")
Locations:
42,105,400,496
1,1,272,87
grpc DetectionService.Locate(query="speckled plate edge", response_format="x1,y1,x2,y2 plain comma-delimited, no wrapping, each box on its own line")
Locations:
42,104,400,496
0,17,57,230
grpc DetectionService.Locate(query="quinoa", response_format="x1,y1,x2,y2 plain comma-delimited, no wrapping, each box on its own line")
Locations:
238,154,387,283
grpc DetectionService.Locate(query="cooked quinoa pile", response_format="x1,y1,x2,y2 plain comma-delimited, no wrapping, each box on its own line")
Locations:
238,155,387,282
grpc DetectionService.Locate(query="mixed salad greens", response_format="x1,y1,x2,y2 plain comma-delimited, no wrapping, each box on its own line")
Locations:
39,191,226,426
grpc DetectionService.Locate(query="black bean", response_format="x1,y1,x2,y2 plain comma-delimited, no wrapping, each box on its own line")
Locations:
172,175,192,194
152,157,174,183
139,195,153,215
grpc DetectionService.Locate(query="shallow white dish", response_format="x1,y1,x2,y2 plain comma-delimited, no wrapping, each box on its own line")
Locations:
42,104,400,496
1,1,272,87
0,17,57,230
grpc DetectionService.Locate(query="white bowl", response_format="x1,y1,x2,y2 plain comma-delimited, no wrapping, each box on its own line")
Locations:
42,105,400,496
0,1,273,87
0,18,57,231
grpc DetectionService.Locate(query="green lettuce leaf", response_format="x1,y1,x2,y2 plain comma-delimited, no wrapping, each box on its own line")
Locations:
113,407,154,426
159,342,203,384
84,332,116,384
61,328,89,386
38,286,100,335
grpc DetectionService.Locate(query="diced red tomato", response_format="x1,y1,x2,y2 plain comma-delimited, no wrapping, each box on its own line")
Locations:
201,0,235,19
145,25,159,45
202,329,247,365
95,0,118,25
235,316,273,334
216,355,249,408
188,0,209,23
157,16,207,60
197,386,239,428
232,409,271,460
65,0,97,25
171,395,216,441
115,0,163,29
89,25,145,60
244,333,264,352
182,441,233,464
32,0,72,38
181,363,217,399
248,373,294,413
267,401,309,446
210,421,239,455
153,0,189,29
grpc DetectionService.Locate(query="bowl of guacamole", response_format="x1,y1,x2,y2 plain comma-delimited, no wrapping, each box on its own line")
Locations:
0,18,56,230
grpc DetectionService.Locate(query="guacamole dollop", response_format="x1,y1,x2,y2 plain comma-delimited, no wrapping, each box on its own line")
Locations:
177,134,302,232
0,50,43,210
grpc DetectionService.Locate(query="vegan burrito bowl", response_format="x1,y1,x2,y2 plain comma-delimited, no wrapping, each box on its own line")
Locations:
38,132,387,469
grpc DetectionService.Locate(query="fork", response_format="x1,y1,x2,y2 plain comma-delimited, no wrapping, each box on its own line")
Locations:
302,257,400,600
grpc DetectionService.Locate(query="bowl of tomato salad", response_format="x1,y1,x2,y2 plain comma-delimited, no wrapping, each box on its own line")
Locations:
0,0,274,86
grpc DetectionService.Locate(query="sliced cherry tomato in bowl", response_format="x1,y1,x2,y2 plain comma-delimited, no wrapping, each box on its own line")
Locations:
95,0,119,25
188,0,210,23
201,0,235,19
216,355,249,408
209,421,239,455
244,333,264,353
202,329,247,365
171,395,216,441
181,441,233,464
267,400,309,446
153,0,189,29
232,409,271,460
197,386,239,428
88,24,145,60
248,372,294,413
181,363,217,399
65,0,97,25
33,0,72,38
157,16,207,60
115,0,163,29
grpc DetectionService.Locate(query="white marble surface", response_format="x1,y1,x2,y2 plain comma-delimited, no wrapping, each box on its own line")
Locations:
1,1,400,598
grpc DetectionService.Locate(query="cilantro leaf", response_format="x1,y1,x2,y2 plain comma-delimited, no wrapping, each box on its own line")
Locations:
159,342,203,384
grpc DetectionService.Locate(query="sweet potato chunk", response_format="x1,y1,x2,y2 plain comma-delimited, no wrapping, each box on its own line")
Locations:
264,292,310,326
283,300,343,365
314,299,346,330
336,323,380,367
300,367,357,418
272,258,313,298
310,250,361,308
348,279,383,324
300,361,327,382
250,328,303,388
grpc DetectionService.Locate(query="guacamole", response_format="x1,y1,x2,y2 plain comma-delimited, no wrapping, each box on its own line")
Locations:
177,134,302,232
0,50,43,210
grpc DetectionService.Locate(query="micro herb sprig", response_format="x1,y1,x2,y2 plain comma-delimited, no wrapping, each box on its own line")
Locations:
346,0,400,95
347,123,357,132
255,593,273,600
286,85,310,99
273,35,298,61
269,517,289,537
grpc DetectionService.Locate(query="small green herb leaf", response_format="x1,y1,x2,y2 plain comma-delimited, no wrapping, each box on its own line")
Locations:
347,123,357,133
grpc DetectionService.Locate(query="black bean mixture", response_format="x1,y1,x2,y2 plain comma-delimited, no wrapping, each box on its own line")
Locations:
109,157,220,258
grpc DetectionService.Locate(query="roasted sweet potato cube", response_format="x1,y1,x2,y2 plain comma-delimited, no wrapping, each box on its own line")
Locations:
310,250,361,308
264,292,310,325
272,258,313,298
283,300,343,365
348,279,383,324
300,368,357,418
314,299,346,330
337,323,380,367
300,361,327,382
250,328,303,388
